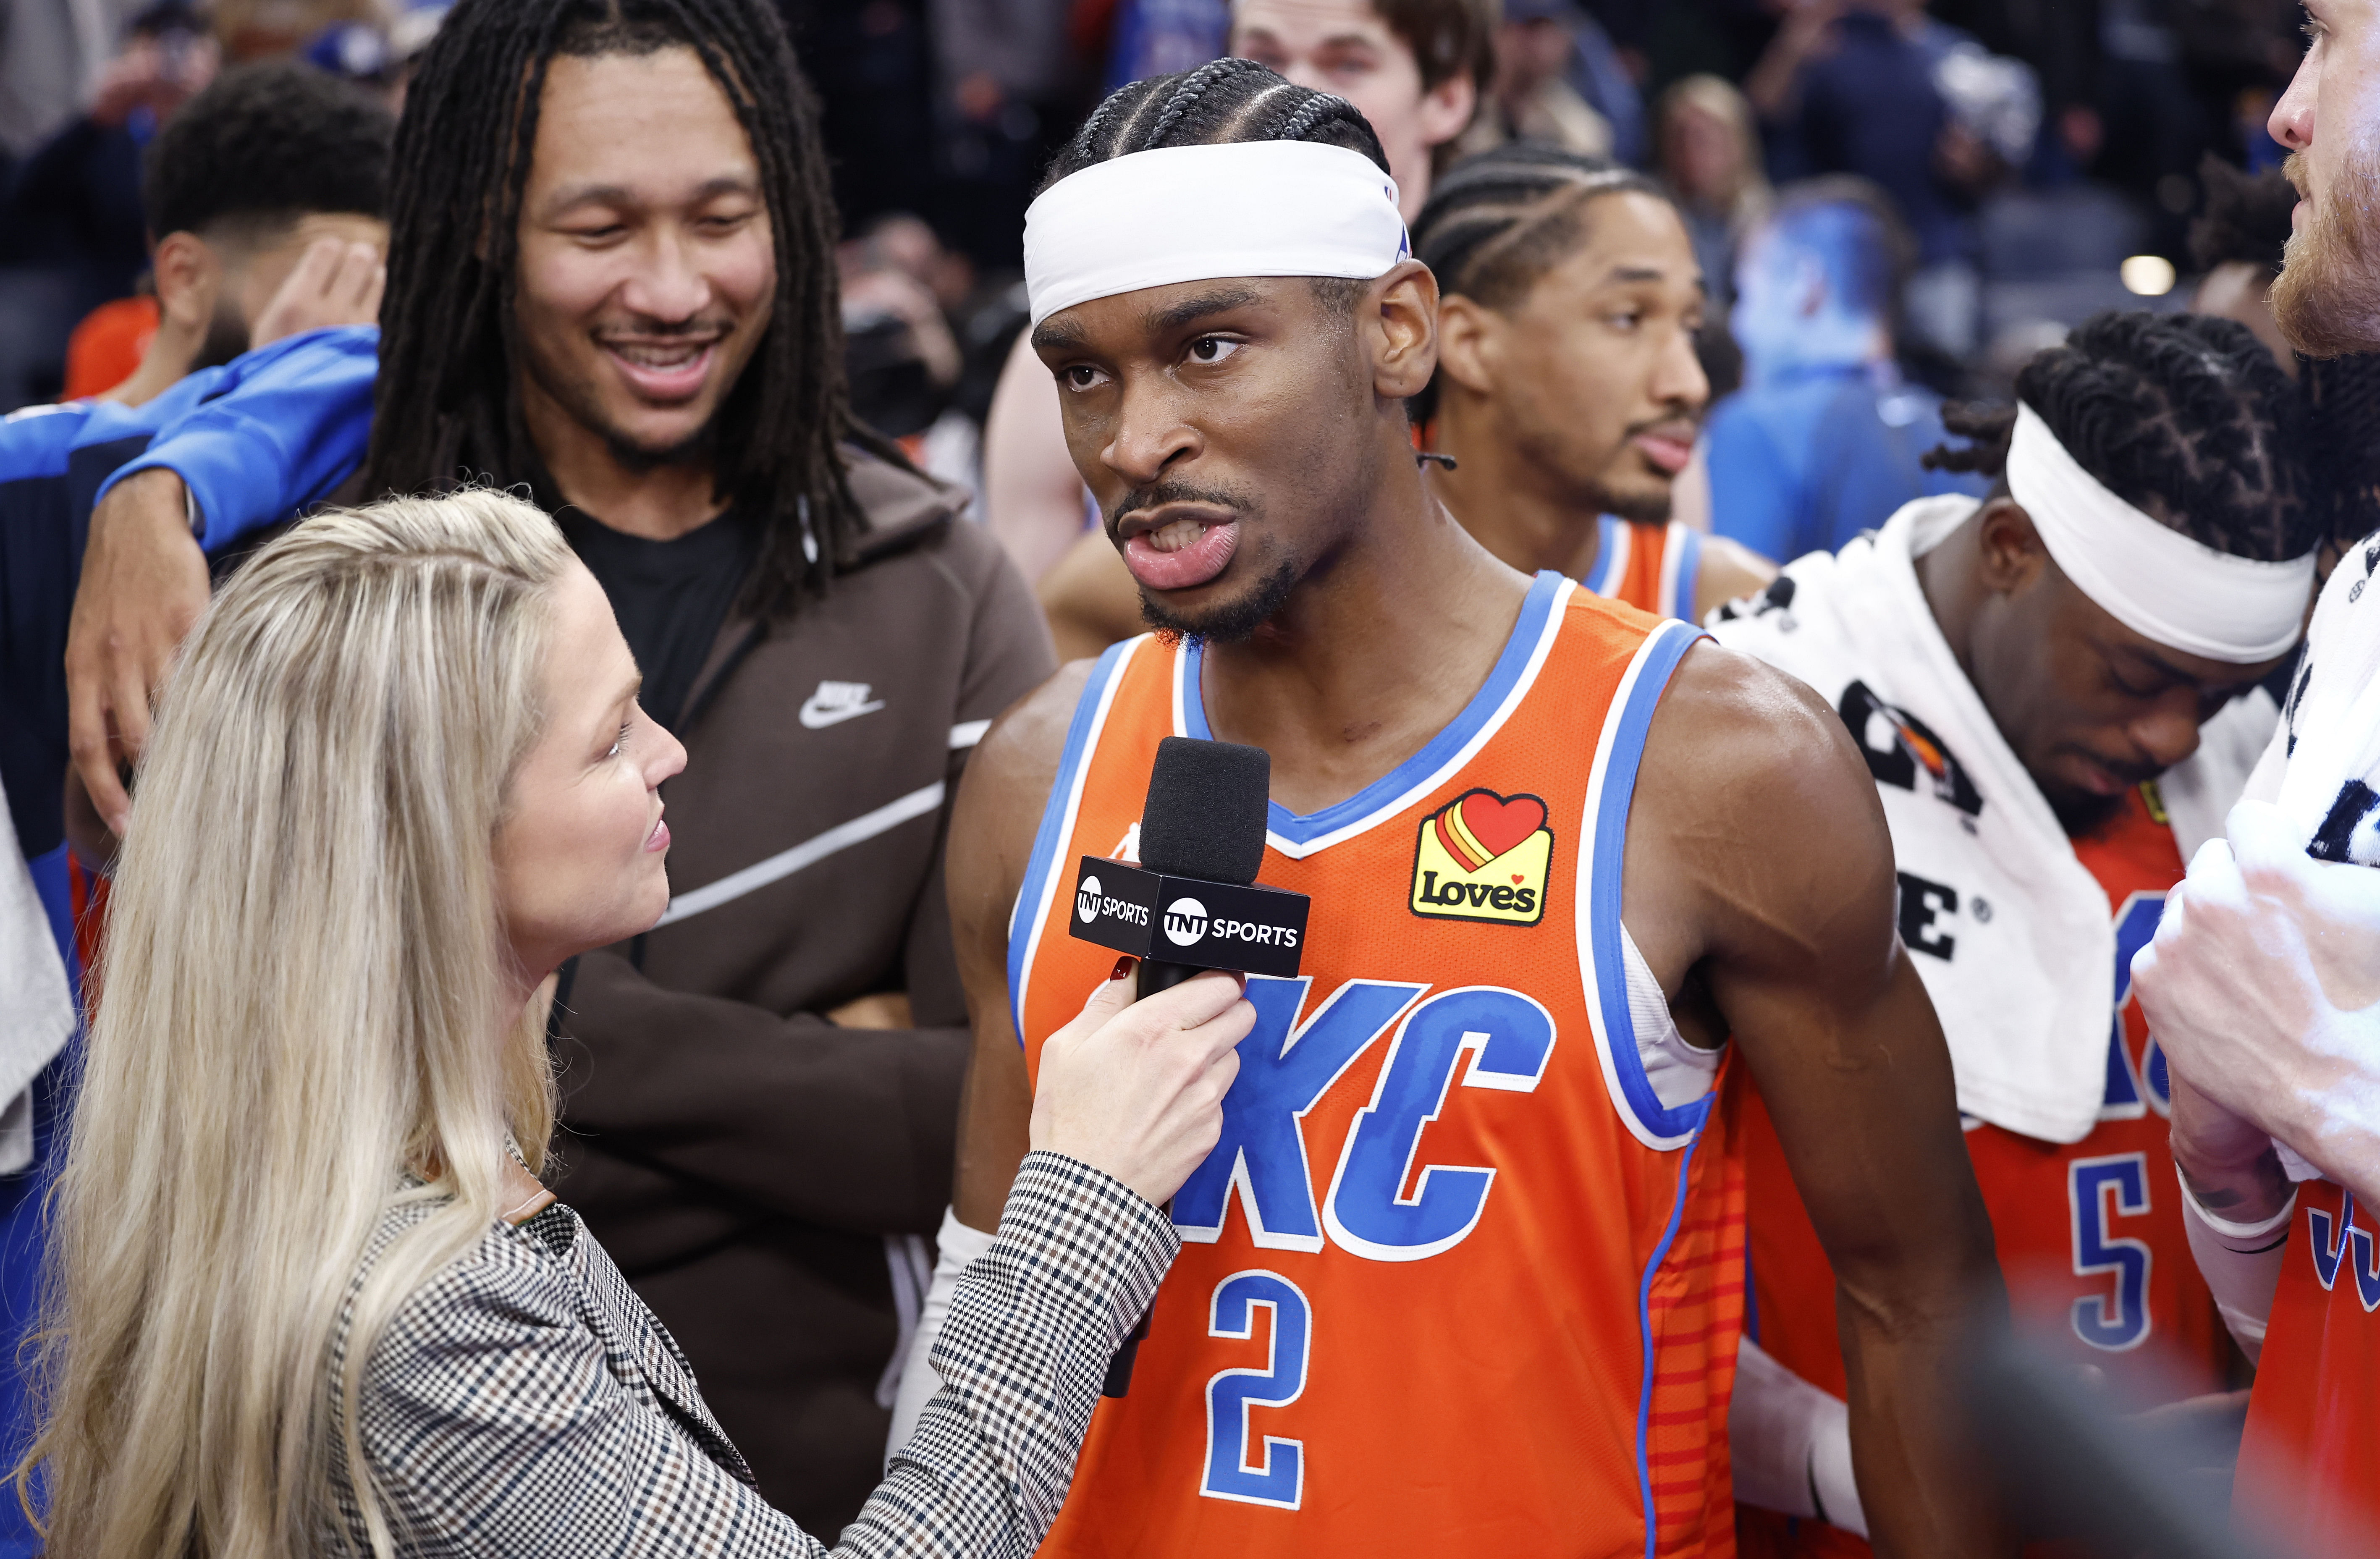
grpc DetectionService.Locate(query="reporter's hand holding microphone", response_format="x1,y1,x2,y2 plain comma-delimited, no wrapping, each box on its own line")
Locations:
1032,960,1250,1206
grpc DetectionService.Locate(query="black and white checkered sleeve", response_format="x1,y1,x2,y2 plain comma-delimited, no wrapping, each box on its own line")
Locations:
335,1152,1172,1558
850,1150,1179,1555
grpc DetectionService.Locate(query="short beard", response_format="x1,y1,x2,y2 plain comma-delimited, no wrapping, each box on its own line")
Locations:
1512,421,1673,524
2274,146,2380,357
1138,554,1300,645
192,298,251,373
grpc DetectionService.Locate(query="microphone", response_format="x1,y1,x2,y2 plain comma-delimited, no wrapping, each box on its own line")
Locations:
1069,736,1309,997
1067,736,1308,1397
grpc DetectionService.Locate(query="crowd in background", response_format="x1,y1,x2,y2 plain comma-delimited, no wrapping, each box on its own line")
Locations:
0,0,2313,527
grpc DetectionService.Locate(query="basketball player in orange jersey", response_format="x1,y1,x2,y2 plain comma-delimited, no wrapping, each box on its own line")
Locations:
1706,311,2317,1554
2124,5,2380,1549
1035,141,1770,657
894,63,2005,1557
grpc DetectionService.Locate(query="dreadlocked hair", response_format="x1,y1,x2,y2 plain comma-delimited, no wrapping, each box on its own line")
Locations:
363,0,900,620
1922,310,2315,561
1404,144,1669,424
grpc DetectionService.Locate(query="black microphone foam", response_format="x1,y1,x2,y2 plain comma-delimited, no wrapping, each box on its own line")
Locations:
1138,736,1270,886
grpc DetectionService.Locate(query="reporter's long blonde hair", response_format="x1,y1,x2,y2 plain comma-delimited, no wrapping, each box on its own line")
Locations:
21,489,576,1558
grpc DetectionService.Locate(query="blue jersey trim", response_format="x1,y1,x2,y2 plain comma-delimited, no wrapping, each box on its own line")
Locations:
1636,1125,1707,1559
1584,515,1625,597
1670,525,1703,621
1588,619,1711,1142
1007,638,1136,1046
1181,569,1566,846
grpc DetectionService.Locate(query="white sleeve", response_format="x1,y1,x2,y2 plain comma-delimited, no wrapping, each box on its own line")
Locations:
2178,1172,2296,1362
883,1206,1000,1466
1730,1336,1868,1538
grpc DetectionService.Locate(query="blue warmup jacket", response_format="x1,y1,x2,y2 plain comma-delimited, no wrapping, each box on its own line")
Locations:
0,324,379,859
0,325,376,1555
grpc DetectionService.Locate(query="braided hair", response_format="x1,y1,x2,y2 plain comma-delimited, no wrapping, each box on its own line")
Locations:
1039,58,1391,207
1922,311,2314,562
2303,352,2380,552
362,0,897,620
1403,144,1670,423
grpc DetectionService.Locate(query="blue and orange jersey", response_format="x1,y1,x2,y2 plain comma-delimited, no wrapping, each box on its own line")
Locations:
1738,782,2224,1558
1008,571,1746,1556
1585,516,1704,622
2235,1186,2380,1550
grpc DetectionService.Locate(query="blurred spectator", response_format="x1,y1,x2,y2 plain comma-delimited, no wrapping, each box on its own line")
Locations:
0,0,150,162
1455,0,1615,159
1655,72,1770,307
2,4,215,299
1102,0,1229,89
1704,176,1987,561
208,0,385,60
1747,0,2037,359
2188,153,2295,376
839,213,988,503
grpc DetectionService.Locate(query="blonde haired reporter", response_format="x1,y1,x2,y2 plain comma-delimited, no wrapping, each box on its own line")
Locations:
19,489,1248,1559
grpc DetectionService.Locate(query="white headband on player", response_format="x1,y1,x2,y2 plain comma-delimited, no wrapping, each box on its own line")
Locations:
1022,140,1409,326
2003,401,2315,663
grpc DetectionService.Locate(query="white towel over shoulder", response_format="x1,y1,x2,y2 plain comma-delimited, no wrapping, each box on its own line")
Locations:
1709,495,2262,1144
0,777,75,1176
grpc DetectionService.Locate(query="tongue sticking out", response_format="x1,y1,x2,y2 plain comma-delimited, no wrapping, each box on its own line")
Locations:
1123,517,1240,591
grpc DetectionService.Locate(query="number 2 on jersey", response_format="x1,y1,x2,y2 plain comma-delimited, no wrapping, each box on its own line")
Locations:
1203,1270,1312,1509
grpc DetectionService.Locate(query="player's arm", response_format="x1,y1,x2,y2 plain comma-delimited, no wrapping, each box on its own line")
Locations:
886,661,1098,1456
1629,645,2010,1559
946,662,1098,1229
1037,529,1142,664
1690,533,1779,624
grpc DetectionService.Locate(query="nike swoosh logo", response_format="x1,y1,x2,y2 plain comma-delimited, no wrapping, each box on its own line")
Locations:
799,696,886,730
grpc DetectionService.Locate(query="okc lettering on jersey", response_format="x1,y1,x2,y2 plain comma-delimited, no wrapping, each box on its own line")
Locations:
1171,975,1554,1260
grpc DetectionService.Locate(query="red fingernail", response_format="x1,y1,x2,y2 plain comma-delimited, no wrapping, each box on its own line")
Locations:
1111,956,1135,980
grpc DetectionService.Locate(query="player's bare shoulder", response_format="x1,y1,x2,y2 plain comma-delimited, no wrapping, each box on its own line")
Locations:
948,658,1104,948
1624,639,1898,973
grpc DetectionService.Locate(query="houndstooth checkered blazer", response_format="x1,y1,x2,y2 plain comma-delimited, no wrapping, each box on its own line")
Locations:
323,1151,1176,1556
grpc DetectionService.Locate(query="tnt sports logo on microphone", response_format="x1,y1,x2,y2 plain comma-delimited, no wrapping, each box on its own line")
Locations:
1164,897,1208,947
1409,788,1553,926
1077,875,1103,924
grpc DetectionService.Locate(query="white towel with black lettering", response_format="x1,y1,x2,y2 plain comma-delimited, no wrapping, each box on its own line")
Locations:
0,779,74,1176
1708,494,2259,1145
2264,532,2380,863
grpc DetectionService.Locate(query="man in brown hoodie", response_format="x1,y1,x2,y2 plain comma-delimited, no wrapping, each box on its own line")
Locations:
59,0,1052,1535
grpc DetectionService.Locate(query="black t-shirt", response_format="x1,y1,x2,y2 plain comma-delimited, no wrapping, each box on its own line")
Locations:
560,507,760,733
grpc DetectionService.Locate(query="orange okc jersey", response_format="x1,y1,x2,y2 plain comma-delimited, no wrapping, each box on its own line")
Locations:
1010,574,1745,1555
2235,1184,2380,1548
1739,783,2222,1557
1585,516,1704,621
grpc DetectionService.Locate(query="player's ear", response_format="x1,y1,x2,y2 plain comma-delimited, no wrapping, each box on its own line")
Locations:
1975,497,2052,595
1367,259,1438,403
1433,293,1498,397
151,230,218,331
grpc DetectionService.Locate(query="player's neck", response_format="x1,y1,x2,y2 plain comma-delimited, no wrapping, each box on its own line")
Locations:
1197,464,1531,817
1427,398,1608,581
521,374,729,541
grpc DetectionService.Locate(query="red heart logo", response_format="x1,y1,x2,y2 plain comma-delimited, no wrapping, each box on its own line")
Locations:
1512,874,1526,884
1457,790,1545,861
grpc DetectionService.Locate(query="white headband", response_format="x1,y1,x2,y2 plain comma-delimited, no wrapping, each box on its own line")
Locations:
2004,402,2315,663
1022,140,1408,326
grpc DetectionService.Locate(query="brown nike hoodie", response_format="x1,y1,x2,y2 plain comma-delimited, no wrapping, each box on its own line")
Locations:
547,447,1056,1535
